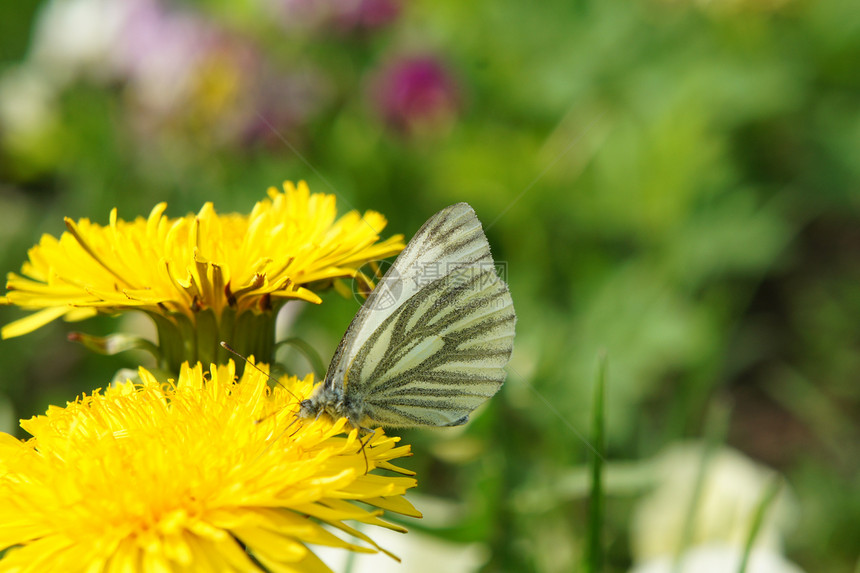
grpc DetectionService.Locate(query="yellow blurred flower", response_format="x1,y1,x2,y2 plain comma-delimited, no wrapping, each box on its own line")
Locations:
0,362,420,573
2,181,404,369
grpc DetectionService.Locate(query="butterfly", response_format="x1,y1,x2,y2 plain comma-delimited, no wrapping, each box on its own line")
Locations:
298,202,516,430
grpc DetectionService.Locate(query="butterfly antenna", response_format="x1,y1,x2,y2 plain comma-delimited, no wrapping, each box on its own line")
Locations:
220,341,302,403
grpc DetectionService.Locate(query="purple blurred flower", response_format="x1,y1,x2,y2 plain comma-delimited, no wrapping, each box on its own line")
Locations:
371,56,460,135
267,0,400,34
332,0,401,33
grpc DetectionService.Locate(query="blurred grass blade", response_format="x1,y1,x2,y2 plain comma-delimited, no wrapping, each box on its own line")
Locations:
738,476,782,573
343,547,357,573
585,352,608,573
673,398,731,573
764,368,859,467
275,336,326,378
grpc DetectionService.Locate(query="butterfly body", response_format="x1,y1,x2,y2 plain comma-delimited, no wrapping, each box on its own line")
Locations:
300,203,516,430
299,386,365,427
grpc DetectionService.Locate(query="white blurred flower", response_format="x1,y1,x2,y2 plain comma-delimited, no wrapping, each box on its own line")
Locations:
315,526,487,573
314,493,486,573
29,0,128,85
631,442,797,562
27,0,207,111
0,66,57,140
630,544,805,573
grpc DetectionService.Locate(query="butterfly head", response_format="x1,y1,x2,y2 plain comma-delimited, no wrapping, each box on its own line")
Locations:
298,385,367,429
297,398,319,420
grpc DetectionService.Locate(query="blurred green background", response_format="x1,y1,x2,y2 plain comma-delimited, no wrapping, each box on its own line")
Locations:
0,0,858,571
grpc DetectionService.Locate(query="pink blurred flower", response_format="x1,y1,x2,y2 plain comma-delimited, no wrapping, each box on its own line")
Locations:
114,0,218,113
240,68,332,148
371,56,460,136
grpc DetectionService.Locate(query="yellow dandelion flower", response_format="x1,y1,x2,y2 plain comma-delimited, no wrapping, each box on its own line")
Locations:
0,361,421,573
2,181,404,370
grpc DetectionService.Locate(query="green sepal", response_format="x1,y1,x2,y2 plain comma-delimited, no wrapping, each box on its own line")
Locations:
275,336,327,379
68,331,161,361
145,307,278,375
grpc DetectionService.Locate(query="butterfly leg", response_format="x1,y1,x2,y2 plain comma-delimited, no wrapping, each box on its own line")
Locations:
288,417,303,438
356,426,376,474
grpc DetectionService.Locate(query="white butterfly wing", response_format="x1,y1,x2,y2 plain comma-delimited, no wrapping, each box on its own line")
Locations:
323,202,516,427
